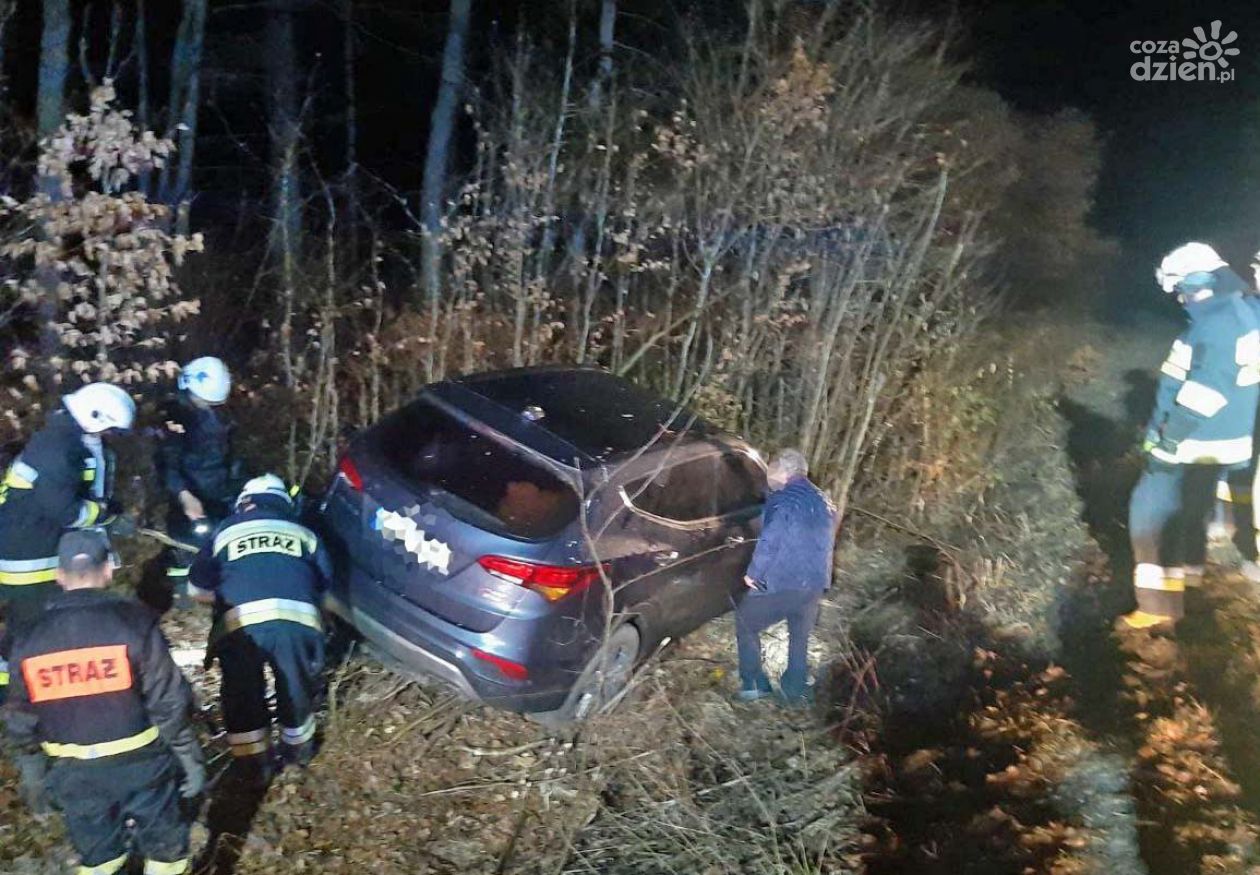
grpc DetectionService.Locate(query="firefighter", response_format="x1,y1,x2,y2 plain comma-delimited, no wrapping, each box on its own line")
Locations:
2,529,204,875
189,474,331,778
1121,242,1260,630
0,383,136,703
155,357,240,602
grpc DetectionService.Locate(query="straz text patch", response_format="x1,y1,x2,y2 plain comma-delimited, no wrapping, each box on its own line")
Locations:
22,645,133,702
227,531,302,561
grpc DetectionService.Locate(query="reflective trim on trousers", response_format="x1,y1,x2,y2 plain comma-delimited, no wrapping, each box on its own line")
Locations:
166,566,191,578
76,853,128,875
42,725,160,760
143,859,190,875
227,728,270,757
1134,563,1186,592
210,599,323,648
0,555,58,585
0,657,8,686
281,715,316,746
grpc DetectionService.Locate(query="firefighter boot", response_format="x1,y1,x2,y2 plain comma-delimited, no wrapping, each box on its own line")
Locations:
1118,564,1184,632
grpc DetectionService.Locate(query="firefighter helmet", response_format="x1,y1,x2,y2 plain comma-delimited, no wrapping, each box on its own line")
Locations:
178,356,231,404
1156,242,1227,293
236,473,292,508
63,383,136,434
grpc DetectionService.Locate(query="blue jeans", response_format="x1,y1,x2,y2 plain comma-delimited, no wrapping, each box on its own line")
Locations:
734,588,821,698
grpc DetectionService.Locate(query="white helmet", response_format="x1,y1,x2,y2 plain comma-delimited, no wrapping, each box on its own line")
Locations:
178,356,231,404
236,473,292,508
1156,242,1227,293
63,383,136,434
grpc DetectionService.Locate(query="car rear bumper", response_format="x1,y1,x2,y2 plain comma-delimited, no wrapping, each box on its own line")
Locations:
328,571,572,713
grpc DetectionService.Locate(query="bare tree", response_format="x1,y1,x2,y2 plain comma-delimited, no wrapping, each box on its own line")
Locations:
37,0,72,138
419,0,471,347
159,0,207,232
588,0,615,111
267,0,303,259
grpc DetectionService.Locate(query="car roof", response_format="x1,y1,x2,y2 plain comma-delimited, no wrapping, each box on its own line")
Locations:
432,366,731,466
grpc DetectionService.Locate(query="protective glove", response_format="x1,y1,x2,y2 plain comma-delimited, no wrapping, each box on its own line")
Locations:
15,752,51,815
105,511,138,538
170,728,206,800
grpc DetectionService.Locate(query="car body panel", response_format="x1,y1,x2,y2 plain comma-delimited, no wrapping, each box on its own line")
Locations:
317,367,767,714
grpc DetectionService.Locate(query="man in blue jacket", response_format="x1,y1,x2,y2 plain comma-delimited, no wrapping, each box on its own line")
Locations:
1122,242,1260,630
736,449,837,703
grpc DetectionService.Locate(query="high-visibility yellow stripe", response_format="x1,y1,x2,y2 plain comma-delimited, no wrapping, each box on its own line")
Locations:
1176,380,1229,417
1134,563,1186,592
76,853,128,875
0,672,9,686
42,725,159,760
210,598,322,647
166,566,191,578
0,568,57,585
143,858,190,875
73,500,103,528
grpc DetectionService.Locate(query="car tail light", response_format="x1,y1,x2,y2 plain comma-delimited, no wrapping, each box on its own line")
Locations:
337,455,364,492
472,648,529,681
477,556,609,602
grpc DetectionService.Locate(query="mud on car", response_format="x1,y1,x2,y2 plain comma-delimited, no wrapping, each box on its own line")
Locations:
317,367,766,723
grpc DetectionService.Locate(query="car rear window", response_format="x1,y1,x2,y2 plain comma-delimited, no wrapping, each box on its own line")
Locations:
372,399,580,540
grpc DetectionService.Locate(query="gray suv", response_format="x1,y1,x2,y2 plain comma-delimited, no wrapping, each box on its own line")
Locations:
318,367,765,721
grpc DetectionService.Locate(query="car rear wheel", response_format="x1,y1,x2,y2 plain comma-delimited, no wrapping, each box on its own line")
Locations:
533,623,641,727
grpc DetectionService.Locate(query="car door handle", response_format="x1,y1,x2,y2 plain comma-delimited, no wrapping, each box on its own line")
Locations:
725,535,746,545
654,550,679,565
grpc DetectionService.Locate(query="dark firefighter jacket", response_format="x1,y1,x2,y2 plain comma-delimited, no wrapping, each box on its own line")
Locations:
1148,268,1260,467
2,589,199,764
745,476,837,594
0,409,112,589
189,496,333,652
154,395,238,508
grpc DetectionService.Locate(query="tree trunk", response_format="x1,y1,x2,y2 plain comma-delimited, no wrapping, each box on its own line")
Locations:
0,1,13,90
161,0,206,232
37,0,71,138
342,0,358,248
419,0,471,321
267,0,303,261
588,0,615,110
135,0,151,195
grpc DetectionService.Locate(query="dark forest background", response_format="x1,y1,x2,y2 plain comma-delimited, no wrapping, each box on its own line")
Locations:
0,0,1109,521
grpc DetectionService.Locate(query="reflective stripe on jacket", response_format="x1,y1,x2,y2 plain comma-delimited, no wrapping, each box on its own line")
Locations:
1149,270,1260,466
190,497,333,648
3,589,195,761
0,411,110,586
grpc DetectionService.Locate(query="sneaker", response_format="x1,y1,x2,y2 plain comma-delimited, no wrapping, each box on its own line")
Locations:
735,676,774,702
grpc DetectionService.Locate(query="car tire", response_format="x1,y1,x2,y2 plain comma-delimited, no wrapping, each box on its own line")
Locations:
532,623,641,728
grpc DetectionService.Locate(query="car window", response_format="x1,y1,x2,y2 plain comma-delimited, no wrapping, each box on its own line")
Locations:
626,456,719,522
372,399,579,539
713,452,766,516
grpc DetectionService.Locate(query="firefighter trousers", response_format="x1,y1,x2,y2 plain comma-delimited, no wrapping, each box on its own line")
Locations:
1216,463,1259,562
46,749,189,875
1129,461,1225,621
218,622,324,759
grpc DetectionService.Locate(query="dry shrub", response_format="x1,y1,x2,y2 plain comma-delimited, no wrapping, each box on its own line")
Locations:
0,81,201,436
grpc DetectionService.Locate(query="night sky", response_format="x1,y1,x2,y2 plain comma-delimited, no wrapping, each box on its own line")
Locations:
968,0,1260,289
